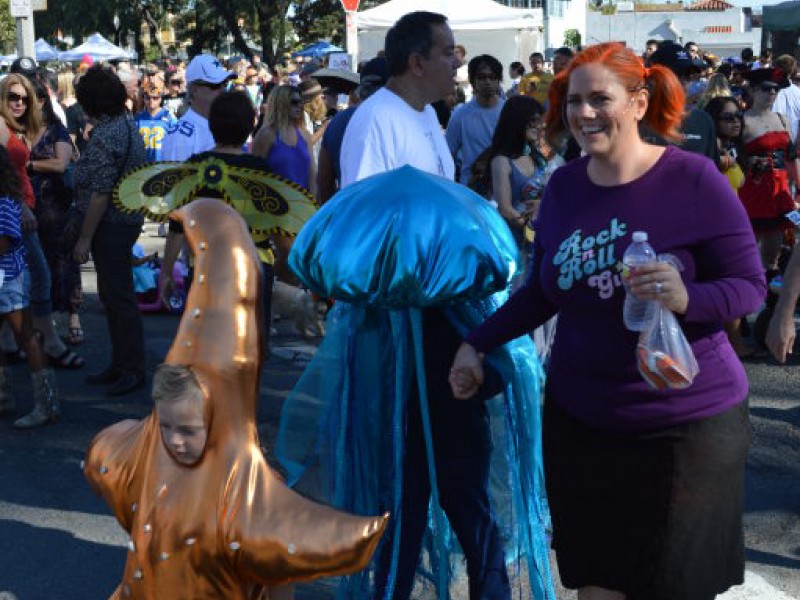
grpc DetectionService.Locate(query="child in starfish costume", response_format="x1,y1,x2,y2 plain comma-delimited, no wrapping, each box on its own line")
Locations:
84,198,387,599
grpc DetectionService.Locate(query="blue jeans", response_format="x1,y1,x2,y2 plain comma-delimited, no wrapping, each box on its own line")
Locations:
23,230,52,317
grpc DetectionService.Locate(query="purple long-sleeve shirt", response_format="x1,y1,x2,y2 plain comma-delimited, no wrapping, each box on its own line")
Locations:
467,146,766,432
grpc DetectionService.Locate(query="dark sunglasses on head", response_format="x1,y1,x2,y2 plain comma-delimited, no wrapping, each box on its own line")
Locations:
7,92,28,105
718,112,742,122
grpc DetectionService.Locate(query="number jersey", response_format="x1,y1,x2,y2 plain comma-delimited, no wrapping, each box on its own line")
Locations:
161,108,216,162
134,108,177,163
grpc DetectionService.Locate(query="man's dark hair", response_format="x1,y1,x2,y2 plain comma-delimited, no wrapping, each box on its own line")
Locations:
646,38,659,47
509,61,525,77
554,47,575,59
467,54,503,86
75,65,127,118
38,68,58,93
385,11,448,77
684,41,698,50
209,91,256,147
740,48,754,62
529,52,544,61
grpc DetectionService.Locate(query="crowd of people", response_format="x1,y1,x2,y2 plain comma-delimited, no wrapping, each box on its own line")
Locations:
0,11,799,599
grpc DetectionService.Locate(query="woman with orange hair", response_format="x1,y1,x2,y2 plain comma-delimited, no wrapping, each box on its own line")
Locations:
450,43,765,600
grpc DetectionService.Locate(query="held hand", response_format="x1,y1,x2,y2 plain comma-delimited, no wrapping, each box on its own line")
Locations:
21,204,37,232
766,311,795,364
449,343,485,400
628,262,689,315
72,236,91,264
159,273,176,307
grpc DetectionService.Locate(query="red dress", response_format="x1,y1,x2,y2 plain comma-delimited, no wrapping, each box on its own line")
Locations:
6,133,36,208
738,130,794,232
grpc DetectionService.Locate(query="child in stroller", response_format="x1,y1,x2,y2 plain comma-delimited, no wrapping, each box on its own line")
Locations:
132,243,186,313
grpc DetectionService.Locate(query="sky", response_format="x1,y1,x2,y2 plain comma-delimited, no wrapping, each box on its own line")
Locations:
712,0,796,11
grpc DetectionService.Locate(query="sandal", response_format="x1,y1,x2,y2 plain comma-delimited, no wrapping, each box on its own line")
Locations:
66,327,84,345
47,348,85,369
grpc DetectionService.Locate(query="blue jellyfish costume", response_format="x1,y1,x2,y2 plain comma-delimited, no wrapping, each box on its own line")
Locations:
276,166,555,599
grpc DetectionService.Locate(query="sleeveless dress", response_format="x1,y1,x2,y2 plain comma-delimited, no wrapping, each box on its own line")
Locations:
265,127,310,190
738,130,795,232
6,133,36,208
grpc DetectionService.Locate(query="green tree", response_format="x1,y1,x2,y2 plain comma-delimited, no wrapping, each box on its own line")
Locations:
563,28,581,49
0,0,18,54
291,0,388,47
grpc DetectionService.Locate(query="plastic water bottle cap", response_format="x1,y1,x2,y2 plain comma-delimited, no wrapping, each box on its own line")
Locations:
632,231,648,242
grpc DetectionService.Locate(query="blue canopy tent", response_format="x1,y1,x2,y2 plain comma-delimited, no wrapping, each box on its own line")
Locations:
291,41,345,59
35,38,59,61
58,33,136,62
1,39,62,64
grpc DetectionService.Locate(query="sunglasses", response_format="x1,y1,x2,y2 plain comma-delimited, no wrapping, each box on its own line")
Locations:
290,98,303,106
7,92,28,105
170,79,183,85
718,112,742,122
758,83,778,93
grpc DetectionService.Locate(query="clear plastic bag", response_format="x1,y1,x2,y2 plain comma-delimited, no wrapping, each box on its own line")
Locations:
636,305,699,390
635,254,699,390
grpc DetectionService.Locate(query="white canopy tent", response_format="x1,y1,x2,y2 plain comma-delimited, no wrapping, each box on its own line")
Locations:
354,0,542,72
58,33,136,62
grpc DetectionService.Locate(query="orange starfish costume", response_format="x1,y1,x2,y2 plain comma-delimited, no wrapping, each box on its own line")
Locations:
84,198,387,599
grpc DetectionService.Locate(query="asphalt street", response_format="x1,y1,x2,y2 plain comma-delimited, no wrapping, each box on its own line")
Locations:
0,224,798,599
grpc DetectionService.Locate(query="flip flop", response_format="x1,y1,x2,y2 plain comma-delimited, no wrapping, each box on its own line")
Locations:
66,327,84,345
47,348,85,369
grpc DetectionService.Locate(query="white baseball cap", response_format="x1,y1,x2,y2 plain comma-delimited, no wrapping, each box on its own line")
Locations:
185,54,235,86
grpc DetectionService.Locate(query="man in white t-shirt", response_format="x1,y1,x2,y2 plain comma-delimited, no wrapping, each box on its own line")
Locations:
161,55,235,161
340,18,456,185
772,54,800,143
339,11,511,600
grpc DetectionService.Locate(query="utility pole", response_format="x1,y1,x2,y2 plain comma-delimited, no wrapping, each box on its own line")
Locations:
10,0,35,58
340,0,360,70
542,0,550,55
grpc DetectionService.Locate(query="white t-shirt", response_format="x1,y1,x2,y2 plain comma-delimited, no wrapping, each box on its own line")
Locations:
773,84,800,143
340,87,455,187
161,108,216,162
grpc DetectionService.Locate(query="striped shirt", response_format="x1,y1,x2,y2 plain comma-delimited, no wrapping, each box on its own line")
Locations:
0,196,25,280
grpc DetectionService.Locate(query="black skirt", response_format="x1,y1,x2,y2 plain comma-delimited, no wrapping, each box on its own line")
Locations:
543,398,750,600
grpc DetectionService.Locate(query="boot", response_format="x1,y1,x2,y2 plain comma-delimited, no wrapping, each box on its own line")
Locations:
0,367,15,417
14,368,59,429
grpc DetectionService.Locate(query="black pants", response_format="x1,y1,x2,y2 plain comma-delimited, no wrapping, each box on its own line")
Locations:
373,309,510,600
91,220,145,377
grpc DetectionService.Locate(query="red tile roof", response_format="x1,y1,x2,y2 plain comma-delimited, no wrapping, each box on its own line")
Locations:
685,0,734,10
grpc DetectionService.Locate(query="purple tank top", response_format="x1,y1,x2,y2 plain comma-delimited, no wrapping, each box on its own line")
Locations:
265,127,310,189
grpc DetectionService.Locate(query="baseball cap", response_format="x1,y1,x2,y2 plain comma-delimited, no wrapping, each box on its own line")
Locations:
186,54,235,86
10,56,38,79
649,42,706,77
745,67,789,90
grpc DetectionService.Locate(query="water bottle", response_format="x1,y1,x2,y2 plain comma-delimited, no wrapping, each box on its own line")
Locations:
623,231,657,331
